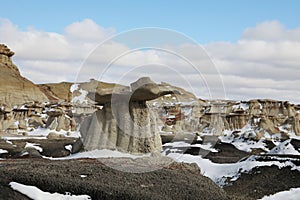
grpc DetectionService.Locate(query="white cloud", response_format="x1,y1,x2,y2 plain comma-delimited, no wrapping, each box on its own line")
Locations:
205,21,300,103
242,20,300,42
0,19,300,103
65,19,115,42
0,18,117,83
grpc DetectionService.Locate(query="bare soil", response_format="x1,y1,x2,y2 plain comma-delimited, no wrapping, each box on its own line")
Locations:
0,158,229,200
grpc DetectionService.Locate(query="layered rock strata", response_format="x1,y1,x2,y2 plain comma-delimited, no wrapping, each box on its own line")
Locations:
80,77,176,153
157,98,300,138
0,44,48,106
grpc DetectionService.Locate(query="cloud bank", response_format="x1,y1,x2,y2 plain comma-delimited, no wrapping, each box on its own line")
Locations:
0,19,299,103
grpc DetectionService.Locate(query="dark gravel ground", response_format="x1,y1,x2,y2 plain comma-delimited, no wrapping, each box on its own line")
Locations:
2,137,300,200
224,165,300,200
0,158,229,200
0,137,77,158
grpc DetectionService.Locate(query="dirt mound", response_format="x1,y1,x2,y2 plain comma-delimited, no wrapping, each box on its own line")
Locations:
0,158,229,200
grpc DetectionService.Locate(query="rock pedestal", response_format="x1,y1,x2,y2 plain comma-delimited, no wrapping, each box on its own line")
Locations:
80,77,175,154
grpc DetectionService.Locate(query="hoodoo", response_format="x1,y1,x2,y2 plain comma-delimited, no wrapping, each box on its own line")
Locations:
80,77,177,153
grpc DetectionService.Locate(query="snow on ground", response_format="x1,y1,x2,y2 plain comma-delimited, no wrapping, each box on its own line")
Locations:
268,139,300,155
260,187,300,200
47,149,151,160
70,84,79,93
65,145,72,151
28,128,80,138
4,139,13,145
232,102,249,111
167,153,300,186
219,124,300,154
0,149,8,154
163,141,218,152
10,182,91,200
2,128,80,140
25,142,43,152
72,89,88,104
219,129,269,153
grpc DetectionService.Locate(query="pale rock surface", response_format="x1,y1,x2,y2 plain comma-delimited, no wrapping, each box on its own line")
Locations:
80,77,174,154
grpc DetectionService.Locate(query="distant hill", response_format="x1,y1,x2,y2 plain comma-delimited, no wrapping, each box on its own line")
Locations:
0,44,48,106
39,82,73,101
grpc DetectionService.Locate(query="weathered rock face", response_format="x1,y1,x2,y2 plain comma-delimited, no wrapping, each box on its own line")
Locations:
193,99,300,138
45,107,76,132
80,102,162,153
0,101,77,134
80,77,175,154
39,82,73,102
0,44,48,106
152,96,300,140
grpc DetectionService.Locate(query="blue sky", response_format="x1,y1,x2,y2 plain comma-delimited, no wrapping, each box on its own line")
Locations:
2,0,300,44
1,1,300,102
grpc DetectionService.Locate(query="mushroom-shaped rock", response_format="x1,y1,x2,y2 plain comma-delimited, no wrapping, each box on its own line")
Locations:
87,84,130,105
80,77,177,154
87,77,177,104
130,77,178,102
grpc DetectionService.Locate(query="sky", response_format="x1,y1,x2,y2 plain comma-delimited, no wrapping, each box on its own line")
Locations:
1,0,300,103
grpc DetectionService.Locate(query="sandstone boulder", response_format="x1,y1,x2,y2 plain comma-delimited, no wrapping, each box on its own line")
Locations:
47,132,66,139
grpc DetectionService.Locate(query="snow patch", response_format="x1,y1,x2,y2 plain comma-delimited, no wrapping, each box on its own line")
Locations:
167,153,300,186
65,145,72,151
268,139,300,155
0,149,8,154
72,89,88,104
25,142,43,152
70,84,79,93
260,187,300,200
10,182,91,200
47,149,150,160
163,141,218,152
232,102,249,111
219,129,269,153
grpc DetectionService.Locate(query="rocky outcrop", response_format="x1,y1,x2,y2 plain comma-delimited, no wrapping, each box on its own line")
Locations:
80,77,176,154
0,44,48,106
152,96,300,140
0,101,77,134
45,104,76,132
39,82,73,102
195,99,300,138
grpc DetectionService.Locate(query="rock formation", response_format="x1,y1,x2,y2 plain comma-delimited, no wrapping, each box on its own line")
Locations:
39,82,73,102
45,103,76,132
193,99,300,138
152,96,300,140
80,77,176,154
0,44,48,106
0,101,77,134
0,43,300,150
